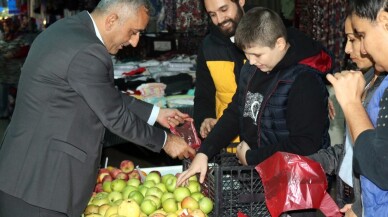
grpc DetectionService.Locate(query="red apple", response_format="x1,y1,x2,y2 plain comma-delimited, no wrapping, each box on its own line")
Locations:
128,170,141,180
120,160,135,173
107,165,115,170
97,168,111,183
94,183,103,193
116,172,129,181
102,174,113,183
110,168,123,179
181,196,199,210
99,168,109,173
189,208,206,217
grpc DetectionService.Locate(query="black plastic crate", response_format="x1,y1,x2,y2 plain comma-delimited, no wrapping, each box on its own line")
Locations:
183,150,271,217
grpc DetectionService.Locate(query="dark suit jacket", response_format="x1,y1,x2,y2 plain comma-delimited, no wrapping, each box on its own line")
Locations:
0,11,165,216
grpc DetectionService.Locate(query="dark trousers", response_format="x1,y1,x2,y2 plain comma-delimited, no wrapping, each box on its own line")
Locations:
0,190,68,217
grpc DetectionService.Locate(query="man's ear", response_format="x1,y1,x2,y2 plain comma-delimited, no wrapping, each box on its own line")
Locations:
275,37,287,50
377,10,388,31
105,13,118,31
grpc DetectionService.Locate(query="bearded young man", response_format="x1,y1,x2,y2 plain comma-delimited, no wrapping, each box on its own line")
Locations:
193,0,246,142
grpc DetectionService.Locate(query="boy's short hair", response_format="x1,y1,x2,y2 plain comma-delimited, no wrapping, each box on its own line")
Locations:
235,7,287,50
350,0,388,21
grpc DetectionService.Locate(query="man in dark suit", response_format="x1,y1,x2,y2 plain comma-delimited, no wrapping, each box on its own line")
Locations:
0,0,195,216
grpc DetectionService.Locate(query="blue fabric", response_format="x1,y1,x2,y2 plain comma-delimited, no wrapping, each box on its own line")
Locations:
338,127,353,187
362,76,388,217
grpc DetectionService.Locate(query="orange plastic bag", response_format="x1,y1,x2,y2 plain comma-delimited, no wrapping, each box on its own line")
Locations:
256,152,342,217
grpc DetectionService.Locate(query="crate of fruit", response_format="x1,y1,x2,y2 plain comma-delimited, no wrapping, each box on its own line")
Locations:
183,150,271,217
84,160,215,217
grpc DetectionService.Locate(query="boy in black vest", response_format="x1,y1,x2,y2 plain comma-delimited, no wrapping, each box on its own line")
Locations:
179,7,332,216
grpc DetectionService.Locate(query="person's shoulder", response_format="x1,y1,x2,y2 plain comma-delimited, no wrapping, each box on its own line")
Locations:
204,26,232,46
292,66,326,88
203,32,222,46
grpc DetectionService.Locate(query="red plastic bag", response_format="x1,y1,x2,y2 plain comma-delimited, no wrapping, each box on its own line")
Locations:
256,152,342,217
170,119,201,150
237,211,249,217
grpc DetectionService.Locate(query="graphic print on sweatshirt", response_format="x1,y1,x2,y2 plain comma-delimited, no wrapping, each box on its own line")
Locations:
243,91,263,125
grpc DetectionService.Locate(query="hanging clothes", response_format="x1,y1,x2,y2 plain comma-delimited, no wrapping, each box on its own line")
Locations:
163,0,208,33
296,0,347,72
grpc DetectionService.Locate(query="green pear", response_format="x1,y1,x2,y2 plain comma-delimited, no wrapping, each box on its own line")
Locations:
118,199,141,217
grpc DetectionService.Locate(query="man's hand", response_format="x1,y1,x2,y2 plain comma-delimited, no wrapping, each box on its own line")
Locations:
157,108,190,128
177,153,209,186
327,71,365,109
163,134,196,160
200,118,217,138
340,204,357,217
236,141,250,165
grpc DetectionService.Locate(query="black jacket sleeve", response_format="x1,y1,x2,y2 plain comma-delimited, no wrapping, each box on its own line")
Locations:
197,88,240,159
246,72,328,165
193,44,217,131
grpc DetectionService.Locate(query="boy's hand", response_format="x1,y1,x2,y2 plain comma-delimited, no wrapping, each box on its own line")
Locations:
177,153,209,185
236,141,250,165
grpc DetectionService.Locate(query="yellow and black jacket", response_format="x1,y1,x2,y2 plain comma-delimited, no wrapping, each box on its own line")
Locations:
193,25,245,141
